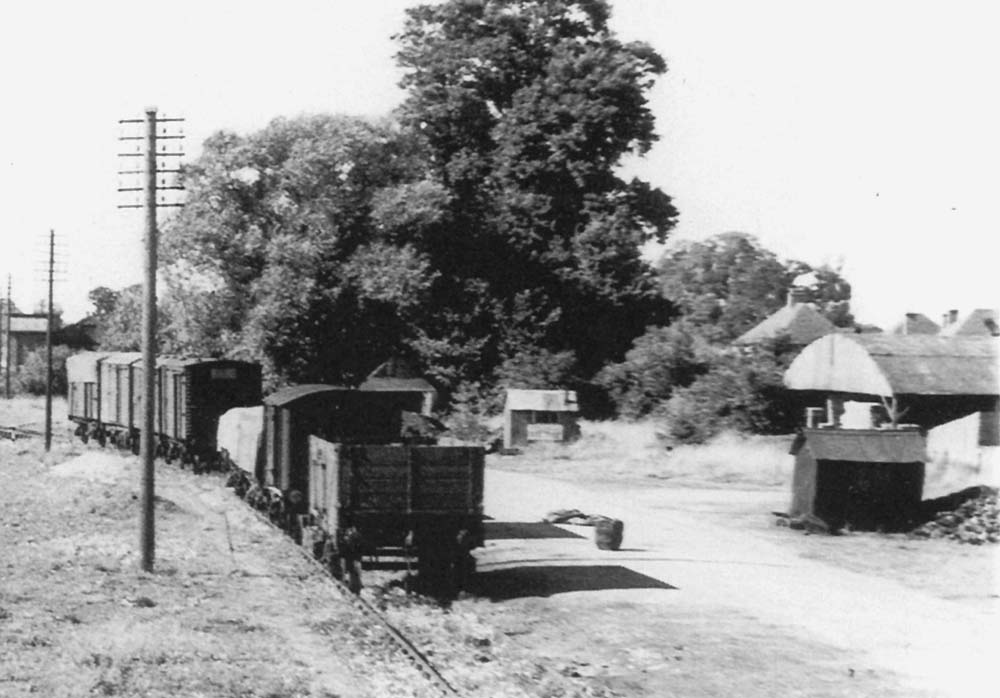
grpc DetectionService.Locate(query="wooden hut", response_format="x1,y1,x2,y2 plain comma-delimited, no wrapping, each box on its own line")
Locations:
789,429,926,531
503,389,579,450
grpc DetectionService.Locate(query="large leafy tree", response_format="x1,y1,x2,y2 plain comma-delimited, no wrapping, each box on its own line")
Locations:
394,0,677,380
658,232,853,342
162,114,436,386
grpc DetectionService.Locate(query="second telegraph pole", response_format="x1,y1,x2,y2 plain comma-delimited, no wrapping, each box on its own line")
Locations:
140,107,158,572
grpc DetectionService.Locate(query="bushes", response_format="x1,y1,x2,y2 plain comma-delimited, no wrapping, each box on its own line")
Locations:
594,324,708,419
15,345,72,396
658,348,797,444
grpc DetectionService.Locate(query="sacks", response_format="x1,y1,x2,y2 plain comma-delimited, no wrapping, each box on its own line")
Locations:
594,517,624,551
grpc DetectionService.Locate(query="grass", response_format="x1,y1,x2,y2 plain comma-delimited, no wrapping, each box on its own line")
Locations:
495,420,793,489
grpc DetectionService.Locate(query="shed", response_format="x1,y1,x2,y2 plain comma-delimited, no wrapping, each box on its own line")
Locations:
784,334,998,429
502,389,579,450
789,429,926,531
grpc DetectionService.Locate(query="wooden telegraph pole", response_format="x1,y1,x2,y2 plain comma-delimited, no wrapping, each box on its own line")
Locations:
118,108,184,572
44,229,54,452
4,275,11,399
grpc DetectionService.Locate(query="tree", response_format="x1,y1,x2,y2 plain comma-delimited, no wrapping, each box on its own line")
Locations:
162,114,437,386
16,345,73,396
594,322,711,419
88,286,120,318
658,232,854,342
394,0,677,381
660,345,797,444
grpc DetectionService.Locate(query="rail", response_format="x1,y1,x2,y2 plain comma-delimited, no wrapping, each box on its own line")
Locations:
247,507,461,697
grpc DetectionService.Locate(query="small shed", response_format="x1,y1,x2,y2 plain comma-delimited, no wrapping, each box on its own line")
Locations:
789,429,926,532
502,389,579,450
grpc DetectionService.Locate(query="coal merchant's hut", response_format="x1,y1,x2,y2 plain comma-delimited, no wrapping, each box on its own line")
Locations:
789,429,926,531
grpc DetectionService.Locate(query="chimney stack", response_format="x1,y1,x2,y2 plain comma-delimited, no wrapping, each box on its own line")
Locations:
787,287,810,307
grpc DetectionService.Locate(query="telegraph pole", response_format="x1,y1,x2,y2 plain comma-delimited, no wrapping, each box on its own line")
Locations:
3,275,10,399
118,108,184,573
44,229,54,452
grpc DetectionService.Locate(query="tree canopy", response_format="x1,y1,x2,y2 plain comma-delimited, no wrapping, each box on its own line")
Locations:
161,114,436,386
657,232,853,342
394,0,677,380
153,0,676,395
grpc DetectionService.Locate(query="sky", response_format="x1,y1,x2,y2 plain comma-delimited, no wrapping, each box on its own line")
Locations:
0,0,995,329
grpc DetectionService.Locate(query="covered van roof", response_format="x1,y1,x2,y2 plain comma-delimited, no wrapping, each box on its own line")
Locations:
784,333,998,397
264,384,348,406
790,429,926,463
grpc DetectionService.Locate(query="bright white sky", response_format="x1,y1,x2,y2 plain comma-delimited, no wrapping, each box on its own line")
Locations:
0,0,995,329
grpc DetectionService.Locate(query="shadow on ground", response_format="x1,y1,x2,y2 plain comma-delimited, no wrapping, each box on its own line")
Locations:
485,521,586,540
470,564,676,600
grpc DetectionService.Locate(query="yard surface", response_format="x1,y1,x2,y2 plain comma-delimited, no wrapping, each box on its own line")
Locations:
2,402,997,697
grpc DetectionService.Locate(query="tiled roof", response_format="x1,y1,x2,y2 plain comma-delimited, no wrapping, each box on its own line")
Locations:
733,303,837,346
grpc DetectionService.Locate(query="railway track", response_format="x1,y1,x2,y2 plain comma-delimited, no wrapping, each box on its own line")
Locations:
0,425,44,441
245,503,461,697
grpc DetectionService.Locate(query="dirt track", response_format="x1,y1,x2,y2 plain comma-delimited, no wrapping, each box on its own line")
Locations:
472,468,999,698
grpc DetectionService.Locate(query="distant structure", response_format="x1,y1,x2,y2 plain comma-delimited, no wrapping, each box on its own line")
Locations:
503,389,580,450
734,287,837,348
1,313,61,372
888,312,940,336
939,308,999,337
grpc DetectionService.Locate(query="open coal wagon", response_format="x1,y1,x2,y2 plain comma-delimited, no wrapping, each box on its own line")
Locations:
306,436,485,592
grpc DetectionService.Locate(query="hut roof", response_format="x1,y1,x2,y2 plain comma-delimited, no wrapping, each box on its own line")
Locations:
790,429,926,463
733,303,837,346
939,308,999,337
504,389,579,412
889,312,940,336
784,333,998,397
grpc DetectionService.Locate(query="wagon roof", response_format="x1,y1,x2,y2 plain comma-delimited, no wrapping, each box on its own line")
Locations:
157,357,253,368
790,428,926,463
264,384,350,406
358,376,435,392
66,352,110,382
784,333,998,397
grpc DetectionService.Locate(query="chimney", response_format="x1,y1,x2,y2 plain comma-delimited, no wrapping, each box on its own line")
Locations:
787,287,810,307
949,309,959,325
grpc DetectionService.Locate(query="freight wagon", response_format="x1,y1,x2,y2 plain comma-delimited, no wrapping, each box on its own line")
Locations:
218,380,485,591
67,352,261,465
307,437,484,590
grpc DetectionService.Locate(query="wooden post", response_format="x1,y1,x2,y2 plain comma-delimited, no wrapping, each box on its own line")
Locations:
44,229,54,452
140,106,158,572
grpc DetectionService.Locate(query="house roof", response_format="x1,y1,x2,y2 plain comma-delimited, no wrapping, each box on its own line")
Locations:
790,428,926,463
733,303,837,346
784,333,998,397
889,312,940,336
939,308,999,337
505,389,579,412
